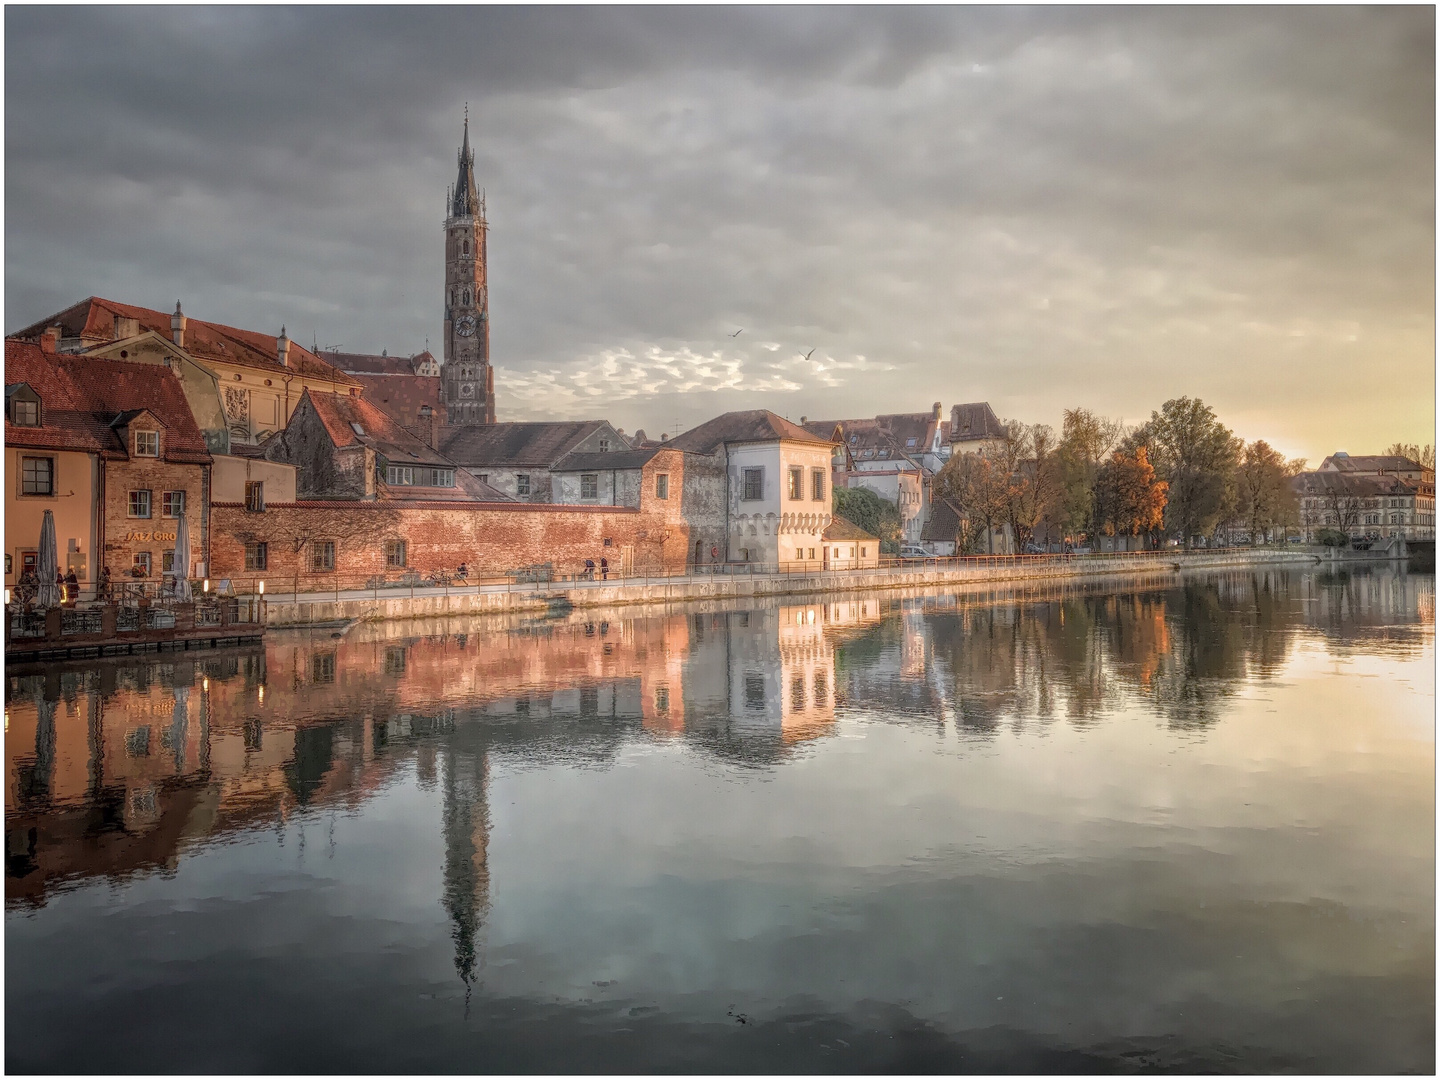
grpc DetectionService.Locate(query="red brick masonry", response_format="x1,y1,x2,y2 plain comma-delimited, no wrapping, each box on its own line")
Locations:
210,501,693,584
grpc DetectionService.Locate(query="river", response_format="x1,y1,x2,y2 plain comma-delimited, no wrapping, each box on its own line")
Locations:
5,567,1434,1072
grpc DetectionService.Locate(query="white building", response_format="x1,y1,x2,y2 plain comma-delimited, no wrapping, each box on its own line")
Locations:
667,410,837,568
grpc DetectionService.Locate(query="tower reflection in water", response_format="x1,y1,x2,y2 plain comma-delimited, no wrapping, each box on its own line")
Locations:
3,596,895,982
5,568,1431,992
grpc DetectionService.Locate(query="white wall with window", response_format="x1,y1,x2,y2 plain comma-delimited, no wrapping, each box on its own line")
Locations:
726,440,833,566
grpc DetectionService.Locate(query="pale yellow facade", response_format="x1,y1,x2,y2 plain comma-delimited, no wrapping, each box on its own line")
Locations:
211,455,298,505
5,447,98,585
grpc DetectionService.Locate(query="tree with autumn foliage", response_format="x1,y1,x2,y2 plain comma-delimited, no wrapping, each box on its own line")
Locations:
1093,447,1168,545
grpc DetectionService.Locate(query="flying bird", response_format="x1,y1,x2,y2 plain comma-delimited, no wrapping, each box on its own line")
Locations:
730,328,743,337
803,348,815,361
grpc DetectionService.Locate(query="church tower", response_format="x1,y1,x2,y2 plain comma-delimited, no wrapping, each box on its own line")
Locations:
441,111,495,425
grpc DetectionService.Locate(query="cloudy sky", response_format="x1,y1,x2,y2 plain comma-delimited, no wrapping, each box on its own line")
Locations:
6,6,1434,460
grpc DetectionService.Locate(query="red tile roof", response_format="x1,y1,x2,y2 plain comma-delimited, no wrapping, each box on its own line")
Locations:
5,339,211,463
297,389,504,502
351,372,445,441
10,297,359,387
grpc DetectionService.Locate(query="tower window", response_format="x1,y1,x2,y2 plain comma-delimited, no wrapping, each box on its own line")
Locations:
463,239,470,255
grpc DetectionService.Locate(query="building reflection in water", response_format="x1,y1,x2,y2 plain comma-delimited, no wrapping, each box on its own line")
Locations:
5,566,1432,988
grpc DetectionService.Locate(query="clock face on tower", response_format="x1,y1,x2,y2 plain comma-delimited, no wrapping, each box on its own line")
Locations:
460,383,475,397
456,315,477,338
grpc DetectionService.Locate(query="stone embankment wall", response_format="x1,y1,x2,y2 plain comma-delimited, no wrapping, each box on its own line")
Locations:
262,549,1319,627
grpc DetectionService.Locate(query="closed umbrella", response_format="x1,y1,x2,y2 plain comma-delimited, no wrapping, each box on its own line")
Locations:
36,510,59,609
173,512,192,602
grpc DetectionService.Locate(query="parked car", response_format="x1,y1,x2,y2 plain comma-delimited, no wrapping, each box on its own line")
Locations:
898,546,929,559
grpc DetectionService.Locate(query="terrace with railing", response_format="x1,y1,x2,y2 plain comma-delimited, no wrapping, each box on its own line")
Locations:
4,578,265,660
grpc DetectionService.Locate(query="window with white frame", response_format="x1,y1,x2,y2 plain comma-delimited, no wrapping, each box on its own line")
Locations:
133,430,159,457
129,490,152,518
581,474,599,499
516,474,531,496
162,491,186,518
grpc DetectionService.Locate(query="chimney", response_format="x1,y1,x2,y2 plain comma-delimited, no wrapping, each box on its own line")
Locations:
170,301,187,347
277,325,290,368
41,327,60,354
932,401,942,420
418,404,437,448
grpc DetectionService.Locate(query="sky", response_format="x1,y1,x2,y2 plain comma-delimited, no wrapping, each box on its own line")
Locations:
5,6,1434,462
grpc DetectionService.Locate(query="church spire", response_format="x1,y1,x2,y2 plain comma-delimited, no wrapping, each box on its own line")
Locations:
452,108,479,218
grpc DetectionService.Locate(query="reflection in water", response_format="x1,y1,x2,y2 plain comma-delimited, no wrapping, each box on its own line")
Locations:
4,567,1434,1072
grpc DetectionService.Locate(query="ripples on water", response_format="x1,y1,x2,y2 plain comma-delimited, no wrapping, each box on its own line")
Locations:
6,568,1435,1072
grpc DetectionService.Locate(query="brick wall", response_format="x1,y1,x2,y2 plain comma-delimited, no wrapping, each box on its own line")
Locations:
209,499,695,586
102,458,209,579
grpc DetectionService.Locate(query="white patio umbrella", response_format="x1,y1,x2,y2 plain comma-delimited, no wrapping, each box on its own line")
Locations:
36,510,60,609
173,512,192,602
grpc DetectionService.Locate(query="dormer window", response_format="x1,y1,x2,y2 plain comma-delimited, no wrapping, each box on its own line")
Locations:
11,398,38,426
906,437,917,448
134,430,159,457
7,385,41,426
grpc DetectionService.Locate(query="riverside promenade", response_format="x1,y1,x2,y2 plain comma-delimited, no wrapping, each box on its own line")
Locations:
261,548,1321,627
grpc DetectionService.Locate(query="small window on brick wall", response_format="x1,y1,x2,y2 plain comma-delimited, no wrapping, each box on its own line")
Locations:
129,490,151,518
311,540,335,572
162,491,186,518
133,430,159,457
655,474,669,500
385,540,407,568
245,542,268,571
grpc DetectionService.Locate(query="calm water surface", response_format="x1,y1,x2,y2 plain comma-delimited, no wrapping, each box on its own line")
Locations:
5,569,1434,1073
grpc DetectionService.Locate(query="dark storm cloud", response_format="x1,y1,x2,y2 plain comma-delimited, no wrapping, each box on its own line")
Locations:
6,6,1433,458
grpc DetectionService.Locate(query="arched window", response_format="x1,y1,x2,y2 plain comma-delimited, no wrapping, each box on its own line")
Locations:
463,238,470,255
